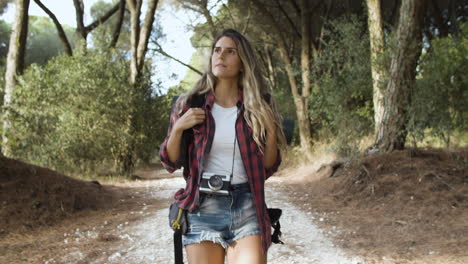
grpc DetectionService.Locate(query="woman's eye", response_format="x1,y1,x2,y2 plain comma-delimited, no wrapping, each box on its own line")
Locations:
228,50,235,55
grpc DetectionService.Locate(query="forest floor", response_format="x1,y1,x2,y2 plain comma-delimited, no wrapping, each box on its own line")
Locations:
0,148,467,263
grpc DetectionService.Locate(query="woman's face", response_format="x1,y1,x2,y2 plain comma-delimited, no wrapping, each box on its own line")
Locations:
211,36,242,79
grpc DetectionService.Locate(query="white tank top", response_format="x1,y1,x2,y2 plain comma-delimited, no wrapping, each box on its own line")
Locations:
204,103,248,184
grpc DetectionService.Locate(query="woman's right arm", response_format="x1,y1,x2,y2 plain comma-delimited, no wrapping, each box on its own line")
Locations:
160,97,205,173
165,122,184,163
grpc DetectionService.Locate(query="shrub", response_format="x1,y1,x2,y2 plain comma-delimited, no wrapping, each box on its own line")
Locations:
309,16,374,156
7,50,170,174
409,23,468,147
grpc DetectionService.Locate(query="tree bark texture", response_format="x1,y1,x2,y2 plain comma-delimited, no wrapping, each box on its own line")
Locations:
373,0,427,152
366,0,386,134
2,0,30,156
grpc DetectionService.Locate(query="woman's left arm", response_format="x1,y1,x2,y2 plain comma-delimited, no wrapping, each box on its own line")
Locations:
263,123,282,180
263,129,278,169
262,94,282,178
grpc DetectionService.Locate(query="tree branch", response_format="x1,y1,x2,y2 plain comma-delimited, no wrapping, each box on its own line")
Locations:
33,0,73,56
151,42,203,76
222,3,237,29
274,0,301,38
126,0,136,11
182,0,217,38
73,0,85,39
180,3,203,14
110,0,126,48
288,0,301,15
241,1,252,35
84,2,121,34
136,0,158,72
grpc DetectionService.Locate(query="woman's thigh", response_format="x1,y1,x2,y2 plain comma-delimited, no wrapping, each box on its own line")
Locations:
186,241,225,264
226,234,266,264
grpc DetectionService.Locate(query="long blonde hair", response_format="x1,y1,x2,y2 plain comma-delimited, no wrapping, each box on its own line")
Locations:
185,29,286,152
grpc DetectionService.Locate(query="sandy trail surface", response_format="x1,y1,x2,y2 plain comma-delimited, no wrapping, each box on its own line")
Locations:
50,175,361,264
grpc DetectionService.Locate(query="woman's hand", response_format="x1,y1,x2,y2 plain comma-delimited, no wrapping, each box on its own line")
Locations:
173,108,206,133
166,108,205,163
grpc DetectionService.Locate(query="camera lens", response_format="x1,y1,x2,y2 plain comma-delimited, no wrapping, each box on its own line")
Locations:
208,175,223,191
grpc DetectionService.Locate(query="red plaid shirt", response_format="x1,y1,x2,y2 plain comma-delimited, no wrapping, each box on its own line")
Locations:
159,90,281,253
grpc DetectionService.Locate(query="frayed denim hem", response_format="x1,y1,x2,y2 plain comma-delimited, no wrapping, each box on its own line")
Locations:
183,231,230,248
183,230,262,249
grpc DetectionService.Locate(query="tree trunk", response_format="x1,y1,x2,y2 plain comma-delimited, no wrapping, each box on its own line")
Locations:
127,0,158,85
373,0,427,152
127,0,142,86
73,0,86,48
136,0,158,77
299,0,313,159
121,0,159,174
2,0,30,156
366,0,386,135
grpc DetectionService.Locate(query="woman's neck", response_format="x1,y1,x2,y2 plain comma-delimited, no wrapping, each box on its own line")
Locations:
214,79,238,108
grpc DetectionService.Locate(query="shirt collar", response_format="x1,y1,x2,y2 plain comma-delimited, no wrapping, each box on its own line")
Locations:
205,89,244,110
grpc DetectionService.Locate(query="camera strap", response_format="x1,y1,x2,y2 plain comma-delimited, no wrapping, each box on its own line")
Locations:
229,109,240,182
230,130,237,179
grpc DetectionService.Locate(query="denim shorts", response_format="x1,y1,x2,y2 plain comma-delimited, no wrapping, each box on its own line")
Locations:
183,182,261,248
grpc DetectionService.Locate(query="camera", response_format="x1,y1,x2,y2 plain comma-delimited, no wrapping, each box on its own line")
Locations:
199,172,231,195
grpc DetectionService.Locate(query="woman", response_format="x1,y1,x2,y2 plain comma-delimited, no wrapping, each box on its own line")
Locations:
160,29,285,264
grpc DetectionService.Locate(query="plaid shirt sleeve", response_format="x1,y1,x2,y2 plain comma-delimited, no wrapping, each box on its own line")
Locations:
265,148,281,179
159,96,186,173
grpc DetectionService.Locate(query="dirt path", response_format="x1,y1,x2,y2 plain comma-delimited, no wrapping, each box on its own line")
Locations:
3,150,466,264
31,175,362,264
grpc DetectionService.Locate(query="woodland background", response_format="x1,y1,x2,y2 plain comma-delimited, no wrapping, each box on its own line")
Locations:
0,0,466,176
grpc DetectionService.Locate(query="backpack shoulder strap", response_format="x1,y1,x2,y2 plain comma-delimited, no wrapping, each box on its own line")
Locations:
187,92,206,108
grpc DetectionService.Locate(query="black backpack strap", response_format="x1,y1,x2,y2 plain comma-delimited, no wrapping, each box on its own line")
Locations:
267,208,284,244
170,93,206,264
188,93,206,108
174,229,183,264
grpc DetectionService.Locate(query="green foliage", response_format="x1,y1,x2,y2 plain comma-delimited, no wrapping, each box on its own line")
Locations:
26,16,77,66
89,0,132,51
0,19,11,66
0,16,76,67
408,23,468,147
7,50,170,174
0,1,12,15
178,47,209,91
0,65,4,106
309,16,374,156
